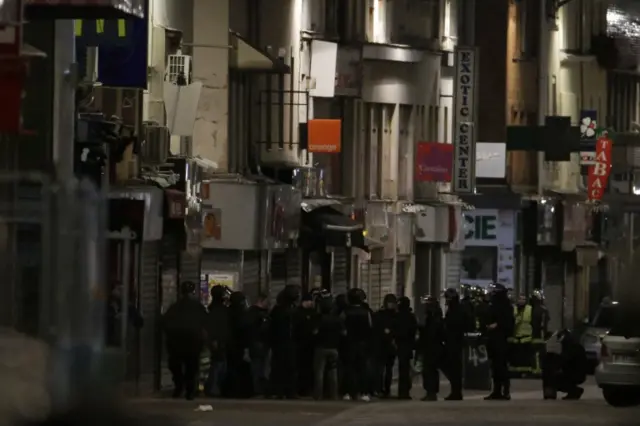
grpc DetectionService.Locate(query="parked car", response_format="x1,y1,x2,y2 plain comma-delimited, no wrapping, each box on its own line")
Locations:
595,323,640,407
580,300,618,371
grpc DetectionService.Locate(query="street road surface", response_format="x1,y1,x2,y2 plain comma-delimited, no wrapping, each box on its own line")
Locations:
130,379,640,426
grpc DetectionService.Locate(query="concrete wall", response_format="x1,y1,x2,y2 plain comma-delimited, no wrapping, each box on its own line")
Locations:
506,1,539,191
543,1,608,193
191,0,229,169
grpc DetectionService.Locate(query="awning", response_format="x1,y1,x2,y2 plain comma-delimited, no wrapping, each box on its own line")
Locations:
300,206,366,250
229,31,290,73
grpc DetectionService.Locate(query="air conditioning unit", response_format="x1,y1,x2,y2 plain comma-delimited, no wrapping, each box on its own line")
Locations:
166,52,192,84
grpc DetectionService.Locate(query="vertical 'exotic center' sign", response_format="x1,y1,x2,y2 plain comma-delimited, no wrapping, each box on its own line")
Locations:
452,47,479,193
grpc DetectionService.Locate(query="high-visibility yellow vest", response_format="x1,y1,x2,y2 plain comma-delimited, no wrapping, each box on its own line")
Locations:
74,19,127,38
513,305,533,341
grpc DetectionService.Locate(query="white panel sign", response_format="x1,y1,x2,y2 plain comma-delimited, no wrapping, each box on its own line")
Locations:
463,209,515,247
453,47,479,193
476,142,506,178
462,209,516,289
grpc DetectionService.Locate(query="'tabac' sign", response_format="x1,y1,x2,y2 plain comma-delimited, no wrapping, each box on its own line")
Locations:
75,17,148,89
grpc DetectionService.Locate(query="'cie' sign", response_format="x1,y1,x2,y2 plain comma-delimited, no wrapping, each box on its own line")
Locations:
464,214,497,241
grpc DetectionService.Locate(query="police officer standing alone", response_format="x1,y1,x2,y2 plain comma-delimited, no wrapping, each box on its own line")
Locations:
395,296,418,400
161,281,207,400
419,295,445,401
442,288,467,400
343,288,374,402
484,283,515,400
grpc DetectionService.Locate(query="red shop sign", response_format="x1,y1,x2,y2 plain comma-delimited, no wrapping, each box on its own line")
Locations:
587,137,612,201
415,142,454,182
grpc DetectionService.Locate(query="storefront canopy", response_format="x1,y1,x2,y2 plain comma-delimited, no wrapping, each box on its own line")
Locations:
300,206,366,250
229,31,290,73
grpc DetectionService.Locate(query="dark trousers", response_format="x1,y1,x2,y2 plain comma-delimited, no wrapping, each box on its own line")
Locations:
345,342,372,397
422,354,440,395
397,351,413,397
509,341,533,373
270,343,297,397
442,346,463,396
168,350,200,397
313,347,339,400
489,341,510,384
377,352,396,395
297,343,315,396
542,353,582,396
249,342,268,396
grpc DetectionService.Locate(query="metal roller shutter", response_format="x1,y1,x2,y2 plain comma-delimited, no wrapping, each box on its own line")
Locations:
445,249,462,291
396,260,406,297
361,259,393,310
159,237,179,391
139,241,160,393
179,250,200,287
269,248,302,304
201,249,241,287
241,250,261,304
332,248,349,296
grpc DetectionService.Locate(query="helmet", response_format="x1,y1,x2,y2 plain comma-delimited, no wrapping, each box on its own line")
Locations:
420,294,438,305
180,281,196,296
444,287,459,302
397,296,411,311
488,283,507,295
347,288,366,305
383,294,397,308
530,289,544,302
310,287,331,302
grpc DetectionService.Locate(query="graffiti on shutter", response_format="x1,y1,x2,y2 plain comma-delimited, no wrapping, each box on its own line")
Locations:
332,248,349,295
446,250,462,291
242,250,261,304
140,241,159,393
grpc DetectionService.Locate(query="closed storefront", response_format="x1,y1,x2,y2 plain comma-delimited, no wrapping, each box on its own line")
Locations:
269,248,302,303
241,250,261,303
139,241,160,392
179,251,201,288
396,259,406,297
332,248,350,295
460,209,516,290
360,259,393,310
445,249,462,291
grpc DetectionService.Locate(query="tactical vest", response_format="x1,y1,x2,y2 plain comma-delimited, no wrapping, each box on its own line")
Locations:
513,305,533,342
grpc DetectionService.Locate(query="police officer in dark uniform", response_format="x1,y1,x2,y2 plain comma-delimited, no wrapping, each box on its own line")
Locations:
294,292,319,397
374,294,398,398
419,295,445,401
442,287,466,400
343,288,374,402
484,283,515,400
161,281,207,400
269,284,301,399
530,290,549,340
396,296,418,399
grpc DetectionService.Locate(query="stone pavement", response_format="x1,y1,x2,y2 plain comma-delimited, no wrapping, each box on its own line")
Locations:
128,378,640,426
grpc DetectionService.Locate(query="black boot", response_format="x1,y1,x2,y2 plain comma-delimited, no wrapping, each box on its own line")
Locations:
502,380,511,400
484,380,503,400
562,387,584,400
421,393,438,401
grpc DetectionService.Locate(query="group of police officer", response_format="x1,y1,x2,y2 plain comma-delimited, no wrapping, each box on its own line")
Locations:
161,280,579,402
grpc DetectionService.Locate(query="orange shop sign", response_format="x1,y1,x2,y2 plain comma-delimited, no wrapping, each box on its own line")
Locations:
307,119,341,153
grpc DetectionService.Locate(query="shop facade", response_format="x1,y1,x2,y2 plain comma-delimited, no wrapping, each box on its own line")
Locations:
460,209,517,290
